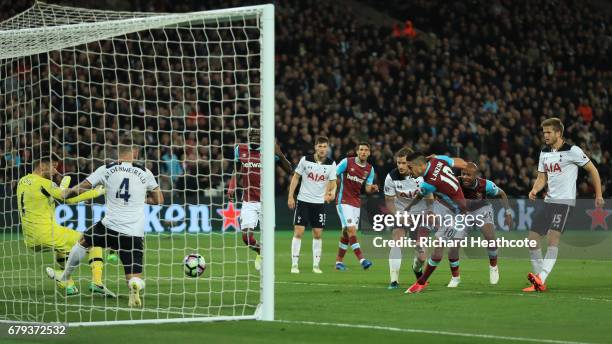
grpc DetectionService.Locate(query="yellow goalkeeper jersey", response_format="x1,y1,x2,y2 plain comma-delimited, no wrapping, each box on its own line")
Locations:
16,173,63,229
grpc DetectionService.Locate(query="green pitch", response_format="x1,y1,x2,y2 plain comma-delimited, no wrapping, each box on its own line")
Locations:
2,230,611,344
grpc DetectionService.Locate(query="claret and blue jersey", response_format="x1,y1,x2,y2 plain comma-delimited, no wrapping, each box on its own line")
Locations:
336,157,375,208
418,155,466,214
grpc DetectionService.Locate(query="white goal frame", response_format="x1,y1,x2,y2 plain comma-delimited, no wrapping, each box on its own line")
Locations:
0,3,275,325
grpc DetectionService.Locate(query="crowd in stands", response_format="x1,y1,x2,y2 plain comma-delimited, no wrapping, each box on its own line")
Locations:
1,0,610,201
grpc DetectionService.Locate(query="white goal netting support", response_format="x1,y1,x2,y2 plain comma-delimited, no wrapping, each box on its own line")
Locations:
0,2,275,325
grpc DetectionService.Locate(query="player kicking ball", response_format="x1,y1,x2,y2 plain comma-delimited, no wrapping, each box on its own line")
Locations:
525,118,604,292
17,150,109,297
288,136,337,274
46,143,163,307
334,142,378,271
460,162,513,285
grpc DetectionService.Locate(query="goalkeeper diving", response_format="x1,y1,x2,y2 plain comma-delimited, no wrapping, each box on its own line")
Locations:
16,150,113,297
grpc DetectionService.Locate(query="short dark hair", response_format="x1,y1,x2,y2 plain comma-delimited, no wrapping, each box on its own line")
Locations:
541,117,564,135
395,147,413,159
406,150,426,163
356,141,370,149
315,136,329,145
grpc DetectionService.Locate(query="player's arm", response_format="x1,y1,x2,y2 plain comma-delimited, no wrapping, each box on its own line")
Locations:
288,156,305,209
528,172,548,200
429,154,468,169
325,161,338,203
364,168,379,194
486,179,513,229
287,172,300,209
147,187,164,205
62,179,94,199
383,175,396,214
227,145,241,202
582,161,604,207
65,186,105,204
275,141,293,173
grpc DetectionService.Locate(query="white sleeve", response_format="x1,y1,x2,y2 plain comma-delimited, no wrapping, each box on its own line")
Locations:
86,165,106,187
384,174,396,197
570,146,590,167
295,157,306,176
537,152,545,173
329,162,337,181
145,169,159,191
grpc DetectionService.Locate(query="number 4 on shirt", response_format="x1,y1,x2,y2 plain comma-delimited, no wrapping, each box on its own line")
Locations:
116,178,131,202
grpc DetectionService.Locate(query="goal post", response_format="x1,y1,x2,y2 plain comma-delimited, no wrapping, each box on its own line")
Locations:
0,2,275,325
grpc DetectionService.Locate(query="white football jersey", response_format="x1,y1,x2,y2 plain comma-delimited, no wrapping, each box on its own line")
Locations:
538,143,589,206
384,169,426,212
295,155,336,204
87,161,159,237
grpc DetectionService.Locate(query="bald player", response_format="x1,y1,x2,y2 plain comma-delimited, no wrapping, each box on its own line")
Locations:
460,162,513,285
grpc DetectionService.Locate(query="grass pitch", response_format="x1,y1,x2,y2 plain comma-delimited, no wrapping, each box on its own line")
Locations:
2,230,611,343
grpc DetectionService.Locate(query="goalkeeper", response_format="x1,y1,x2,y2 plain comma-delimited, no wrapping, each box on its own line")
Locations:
16,151,113,297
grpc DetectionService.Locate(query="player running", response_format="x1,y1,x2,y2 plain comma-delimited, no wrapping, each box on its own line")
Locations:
334,142,378,271
46,143,164,307
17,149,109,296
403,151,468,293
525,118,604,292
227,129,292,271
384,147,429,289
288,136,337,274
460,162,513,285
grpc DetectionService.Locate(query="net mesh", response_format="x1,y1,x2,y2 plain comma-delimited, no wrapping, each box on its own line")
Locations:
0,2,266,324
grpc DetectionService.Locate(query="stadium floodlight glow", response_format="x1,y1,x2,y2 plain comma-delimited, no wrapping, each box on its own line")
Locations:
0,2,274,325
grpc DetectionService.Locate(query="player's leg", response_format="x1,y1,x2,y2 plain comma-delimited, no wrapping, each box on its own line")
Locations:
291,225,305,273
478,204,499,284
291,201,308,273
406,246,443,294
335,204,350,271
534,204,570,289
52,223,101,284
240,202,262,271
447,245,461,288
118,233,144,307
388,228,405,289
524,204,551,291
312,227,323,273
343,205,372,269
54,225,113,295
411,227,428,279
310,203,326,273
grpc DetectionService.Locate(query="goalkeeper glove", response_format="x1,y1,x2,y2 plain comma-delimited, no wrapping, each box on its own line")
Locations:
59,176,71,190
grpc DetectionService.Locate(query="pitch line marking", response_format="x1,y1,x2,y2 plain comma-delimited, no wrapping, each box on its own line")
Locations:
277,320,597,344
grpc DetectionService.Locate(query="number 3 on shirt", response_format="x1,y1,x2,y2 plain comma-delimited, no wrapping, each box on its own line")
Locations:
116,178,131,202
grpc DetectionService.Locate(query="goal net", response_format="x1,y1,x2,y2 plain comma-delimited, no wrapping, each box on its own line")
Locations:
0,2,275,325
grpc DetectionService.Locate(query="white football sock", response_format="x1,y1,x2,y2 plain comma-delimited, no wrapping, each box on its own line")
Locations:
291,237,301,266
312,239,322,267
540,246,558,283
389,246,402,282
529,248,543,275
61,243,88,281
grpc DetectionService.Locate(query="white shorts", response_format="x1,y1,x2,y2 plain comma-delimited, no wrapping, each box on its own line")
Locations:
433,203,467,240
337,204,360,228
240,201,262,229
469,204,495,227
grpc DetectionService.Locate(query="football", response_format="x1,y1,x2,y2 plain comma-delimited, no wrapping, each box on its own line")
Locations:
183,254,206,278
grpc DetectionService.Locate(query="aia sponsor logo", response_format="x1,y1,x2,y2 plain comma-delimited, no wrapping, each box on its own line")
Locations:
544,163,561,173
307,172,327,182
398,190,419,199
